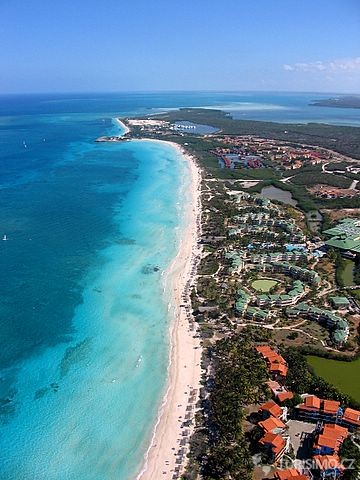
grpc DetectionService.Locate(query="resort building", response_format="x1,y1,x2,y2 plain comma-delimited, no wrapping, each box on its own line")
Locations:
277,391,295,403
297,396,343,424
324,218,360,255
225,252,246,273
256,280,305,307
256,346,288,378
267,380,294,404
235,289,251,314
287,303,342,327
257,262,320,285
274,469,308,480
286,303,349,345
244,306,270,322
259,432,287,463
329,296,350,310
259,400,283,420
238,212,271,224
249,251,310,264
234,192,270,208
297,396,360,431
313,424,348,456
231,216,305,243
259,416,286,434
313,455,344,479
341,407,360,430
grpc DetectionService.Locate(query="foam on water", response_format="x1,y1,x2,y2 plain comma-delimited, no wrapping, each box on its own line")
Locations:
199,102,289,111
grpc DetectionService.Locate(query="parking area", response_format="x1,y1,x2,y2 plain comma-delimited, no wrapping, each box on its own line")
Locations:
287,419,315,459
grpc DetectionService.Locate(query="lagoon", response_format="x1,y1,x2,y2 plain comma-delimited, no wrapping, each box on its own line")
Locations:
260,185,298,207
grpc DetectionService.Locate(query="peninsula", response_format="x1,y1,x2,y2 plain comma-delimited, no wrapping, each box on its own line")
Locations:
310,96,360,109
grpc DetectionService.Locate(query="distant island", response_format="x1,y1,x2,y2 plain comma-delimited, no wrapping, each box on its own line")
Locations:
310,95,360,109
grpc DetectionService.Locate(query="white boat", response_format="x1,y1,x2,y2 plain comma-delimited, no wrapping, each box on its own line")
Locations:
2,234,8,241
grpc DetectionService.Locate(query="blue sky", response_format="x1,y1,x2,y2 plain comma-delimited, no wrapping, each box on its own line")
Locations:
1,0,359,93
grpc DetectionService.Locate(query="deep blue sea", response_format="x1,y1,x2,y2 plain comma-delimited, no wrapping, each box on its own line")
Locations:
0,91,359,480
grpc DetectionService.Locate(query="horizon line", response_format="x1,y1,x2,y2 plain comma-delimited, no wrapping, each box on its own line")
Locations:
1,89,360,96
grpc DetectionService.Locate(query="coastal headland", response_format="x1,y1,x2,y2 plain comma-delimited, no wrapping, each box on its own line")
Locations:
95,118,130,142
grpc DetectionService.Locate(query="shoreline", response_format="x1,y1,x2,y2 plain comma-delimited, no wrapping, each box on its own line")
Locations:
136,138,203,480
114,117,130,135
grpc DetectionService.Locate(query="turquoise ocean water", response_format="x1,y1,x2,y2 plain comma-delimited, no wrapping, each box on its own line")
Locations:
0,92,359,479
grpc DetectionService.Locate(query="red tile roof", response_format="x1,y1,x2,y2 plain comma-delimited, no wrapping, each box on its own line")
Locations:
259,400,283,418
315,434,339,451
343,407,360,426
314,424,348,453
259,416,286,433
323,399,340,414
256,345,274,355
259,432,286,456
323,423,349,440
277,391,294,403
270,362,288,377
274,469,308,480
256,345,288,377
299,395,321,411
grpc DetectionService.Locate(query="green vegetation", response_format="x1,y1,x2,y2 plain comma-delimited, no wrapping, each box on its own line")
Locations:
284,348,359,407
341,259,355,286
327,248,354,287
198,255,219,275
291,171,352,189
317,196,360,209
184,332,270,480
339,438,360,480
130,110,360,478
307,355,360,403
336,255,354,287
251,278,278,292
156,108,360,159
325,161,351,171
353,261,360,285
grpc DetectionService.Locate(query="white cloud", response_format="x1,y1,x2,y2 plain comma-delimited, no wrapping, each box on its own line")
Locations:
283,57,360,73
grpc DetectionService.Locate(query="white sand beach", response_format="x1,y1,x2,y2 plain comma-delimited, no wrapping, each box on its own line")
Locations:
136,139,203,480
115,118,130,135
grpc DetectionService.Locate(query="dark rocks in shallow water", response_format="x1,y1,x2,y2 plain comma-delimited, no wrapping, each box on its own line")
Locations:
0,389,17,418
34,387,50,400
60,338,92,378
141,264,161,274
34,383,59,400
116,238,136,245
